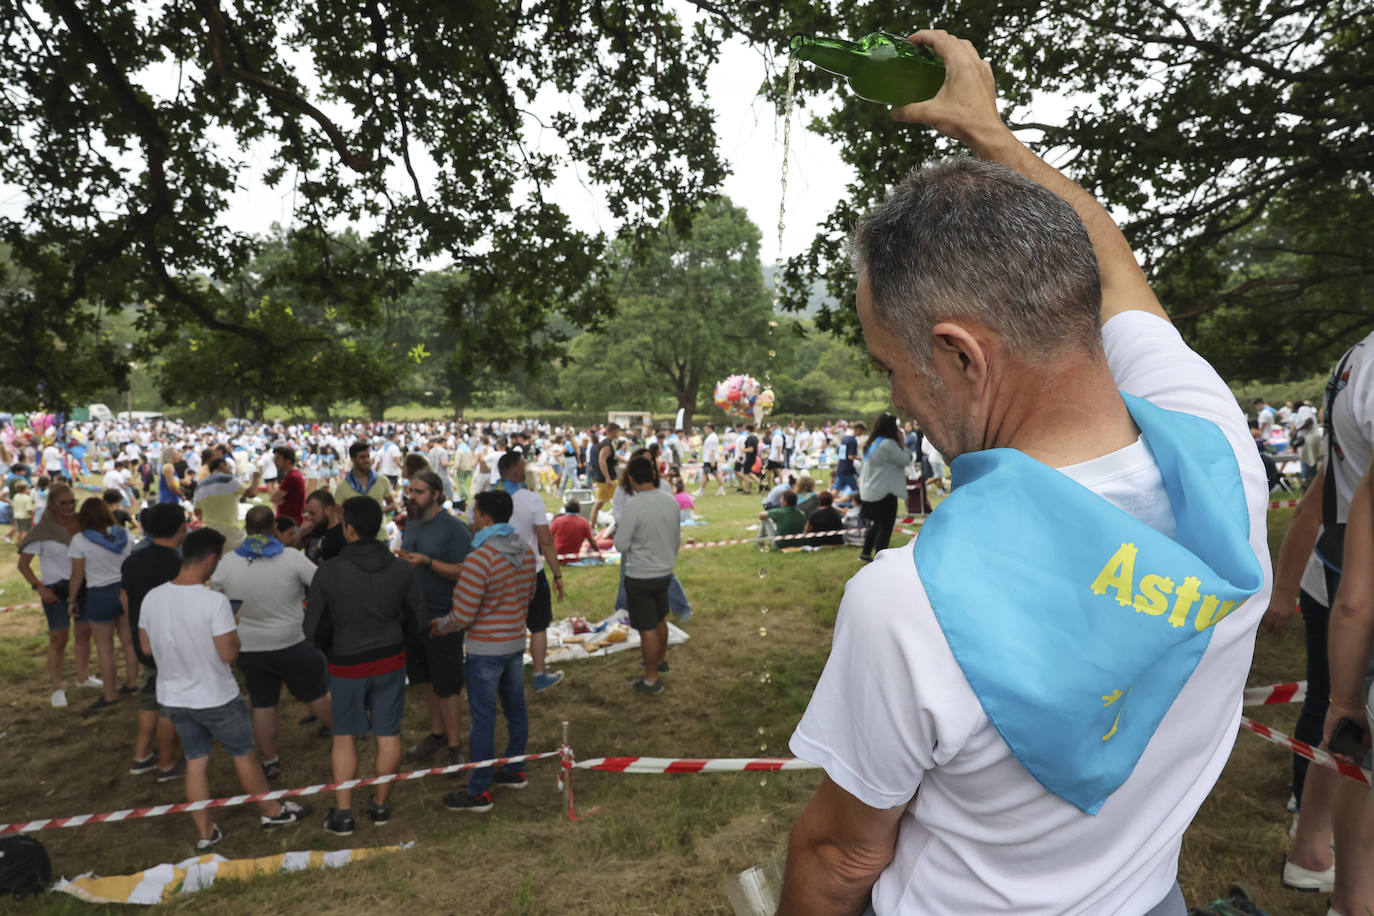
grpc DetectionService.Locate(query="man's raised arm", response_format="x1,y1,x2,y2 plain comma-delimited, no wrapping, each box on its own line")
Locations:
893,30,1169,327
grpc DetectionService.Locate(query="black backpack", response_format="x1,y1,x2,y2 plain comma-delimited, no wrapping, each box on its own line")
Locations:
0,835,52,900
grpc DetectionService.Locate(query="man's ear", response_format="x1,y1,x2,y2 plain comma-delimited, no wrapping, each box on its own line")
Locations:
930,321,991,391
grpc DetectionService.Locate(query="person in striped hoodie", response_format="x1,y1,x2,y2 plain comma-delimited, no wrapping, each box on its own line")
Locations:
430,489,537,813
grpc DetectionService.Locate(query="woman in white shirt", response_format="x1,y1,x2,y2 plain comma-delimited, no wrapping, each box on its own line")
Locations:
67,497,136,710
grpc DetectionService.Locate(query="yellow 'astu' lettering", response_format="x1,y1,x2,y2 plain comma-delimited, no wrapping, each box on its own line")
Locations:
1090,543,1236,631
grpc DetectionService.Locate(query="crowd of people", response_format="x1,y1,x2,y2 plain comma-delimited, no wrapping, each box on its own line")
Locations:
4,40,1371,901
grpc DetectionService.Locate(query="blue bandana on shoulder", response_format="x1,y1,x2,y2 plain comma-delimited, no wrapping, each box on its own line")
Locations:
492,478,524,495
914,393,1262,815
235,534,285,560
344,469,378,496
83,526,129,554
472,522,515,549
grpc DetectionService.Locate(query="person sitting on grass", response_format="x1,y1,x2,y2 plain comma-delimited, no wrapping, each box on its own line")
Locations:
304,496,425,836
762,474,796,510
431,489,537,813
795,475,819,519
138,527,310,850
550,499,600,561
802,491,846,547
759,489,807,549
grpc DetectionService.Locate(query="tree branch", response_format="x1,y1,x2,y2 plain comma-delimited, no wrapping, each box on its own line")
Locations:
192,0,376,173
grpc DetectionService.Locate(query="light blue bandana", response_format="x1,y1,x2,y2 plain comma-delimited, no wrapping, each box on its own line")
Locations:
235,534,284,560
472,522,515,549
915,393,1262,814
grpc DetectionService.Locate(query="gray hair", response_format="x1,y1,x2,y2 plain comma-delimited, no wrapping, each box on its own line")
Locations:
851,158,1101,368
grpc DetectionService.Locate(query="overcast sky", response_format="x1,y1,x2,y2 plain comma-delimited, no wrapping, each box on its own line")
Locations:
209,32,855,269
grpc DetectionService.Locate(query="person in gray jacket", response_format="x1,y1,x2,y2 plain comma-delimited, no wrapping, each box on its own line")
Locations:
614,456,681,695
303,496,425,836
857,412,910,562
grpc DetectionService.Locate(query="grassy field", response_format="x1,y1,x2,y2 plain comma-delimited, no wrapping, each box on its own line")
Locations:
0,486,1329,914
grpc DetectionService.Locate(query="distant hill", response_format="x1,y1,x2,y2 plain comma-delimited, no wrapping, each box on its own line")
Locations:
762,264,842,316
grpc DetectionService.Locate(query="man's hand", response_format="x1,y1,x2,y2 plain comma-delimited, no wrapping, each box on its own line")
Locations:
552,575,565,601
36,585,56,605
399,550,429,568
891,31,1003,146
1259,596,1295,636
1322,701,1368,761
426,618,441,639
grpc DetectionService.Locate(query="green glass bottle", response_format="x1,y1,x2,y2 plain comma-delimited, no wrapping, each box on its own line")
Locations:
790,32,945,107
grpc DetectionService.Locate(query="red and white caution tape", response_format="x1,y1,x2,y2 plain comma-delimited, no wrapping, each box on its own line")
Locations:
555,527,884,563
0,602,42,614
0,750,563,836
1269,499,1300,510
1239,716,1370,786
1243,681,1306,707
573,756,819,774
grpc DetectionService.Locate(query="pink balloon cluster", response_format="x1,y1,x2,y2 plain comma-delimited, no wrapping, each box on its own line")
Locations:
713,374,776,421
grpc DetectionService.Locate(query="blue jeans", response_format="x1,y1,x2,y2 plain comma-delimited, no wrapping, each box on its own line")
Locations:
615,555,690,617
464,651,528,796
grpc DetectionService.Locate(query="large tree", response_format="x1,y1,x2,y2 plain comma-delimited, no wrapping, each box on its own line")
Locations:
560,197,773,427
741,0,1372,379
0,0,727,409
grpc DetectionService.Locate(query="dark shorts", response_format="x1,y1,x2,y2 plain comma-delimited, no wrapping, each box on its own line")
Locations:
331,668,406,737
625,575,671,632
385,474,400,488
238,641,330,708
41,580,85,632
702,461,716,473
527,569,553,633
83,582,123,624
164,697,257,760
405,629,466,698
138,669,160,713
765,459,784,471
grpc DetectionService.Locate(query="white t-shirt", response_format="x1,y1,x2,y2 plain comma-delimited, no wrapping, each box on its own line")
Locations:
21,538,73,584
140,583,241,709
102,470,124,491
509,487,550,572
1329,331,1374,523
377,441,403,476
768,431,784,462
210,548,317,652
42,445,61,472
68,532,133,588
702,432,720,463
790,312,1272,915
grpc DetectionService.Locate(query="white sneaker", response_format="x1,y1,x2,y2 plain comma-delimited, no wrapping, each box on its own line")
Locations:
77,676,104,689
51,689,68,708
1281,855,1335,892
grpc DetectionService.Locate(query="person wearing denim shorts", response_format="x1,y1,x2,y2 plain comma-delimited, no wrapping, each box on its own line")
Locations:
304,496,425,835
16,482,95,708
139,528,309,848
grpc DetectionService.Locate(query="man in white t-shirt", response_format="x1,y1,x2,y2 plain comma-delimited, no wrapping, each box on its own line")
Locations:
493,452,564,692
210,506,332,782
781,32,1270,916
1313,329,1374,916
697,423,724,496
42,442,62,475
139,528,309,848
377,433,403,487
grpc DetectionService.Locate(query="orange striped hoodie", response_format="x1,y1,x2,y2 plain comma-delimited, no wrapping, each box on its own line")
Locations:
435,531,536,655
